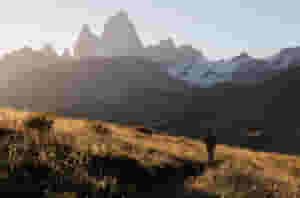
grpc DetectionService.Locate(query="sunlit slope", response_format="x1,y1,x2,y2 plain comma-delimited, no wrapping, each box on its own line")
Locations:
0,107,300,197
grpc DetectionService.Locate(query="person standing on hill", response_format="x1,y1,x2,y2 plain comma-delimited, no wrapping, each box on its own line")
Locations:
203,128,217,163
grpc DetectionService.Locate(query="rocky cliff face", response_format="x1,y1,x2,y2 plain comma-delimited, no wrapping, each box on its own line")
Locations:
41,43,58,57
61,48,72,58
72,11,205,64
98,10,144,57
143,41,206,65
1,46,59,68
73,11,144,58
73,24,101,58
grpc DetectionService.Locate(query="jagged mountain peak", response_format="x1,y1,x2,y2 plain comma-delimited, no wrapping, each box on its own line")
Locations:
104,10,135,30
78,24,98,40
99,10,144,56
41,43,57,57
62,48,71,57
159,38,176,49
279,46,300,54
231,51,253,62
73,24,100,58
81,24,92,33
115,9,129,19
240,51,250,57
72,11,205,63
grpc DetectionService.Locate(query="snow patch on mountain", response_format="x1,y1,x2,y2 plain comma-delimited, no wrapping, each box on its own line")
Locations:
168,47,300,87
167,59,238,87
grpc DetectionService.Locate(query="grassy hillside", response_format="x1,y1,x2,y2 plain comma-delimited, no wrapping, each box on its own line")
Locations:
0,107,300,197
2,57,300,156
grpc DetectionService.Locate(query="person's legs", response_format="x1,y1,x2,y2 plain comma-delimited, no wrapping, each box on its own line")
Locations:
210,145,216,162
207,144,216,162
206,144,211,162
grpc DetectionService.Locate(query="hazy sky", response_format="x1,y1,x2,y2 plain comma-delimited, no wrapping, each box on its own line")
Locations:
1,0,300,59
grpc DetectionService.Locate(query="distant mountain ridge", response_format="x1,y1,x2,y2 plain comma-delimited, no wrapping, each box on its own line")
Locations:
1,10,300,138
73,10,206,65
71,10,300,87
99,11,144,57
2,10,300,88
4,57,300,136
0,56,191,120
170,48,300,87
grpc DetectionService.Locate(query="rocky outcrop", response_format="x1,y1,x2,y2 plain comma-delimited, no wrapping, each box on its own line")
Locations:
143,38,177,62
72,11,205,64
73,24,101,58
97,10,144,57
61,48,72,58
0,45,61,76
177,45,206,64
142,38,205,64
41,44,58,57
268,47,300,69
159,38,176,49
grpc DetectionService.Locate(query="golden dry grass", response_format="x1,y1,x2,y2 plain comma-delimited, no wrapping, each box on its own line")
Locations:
1,106,300,197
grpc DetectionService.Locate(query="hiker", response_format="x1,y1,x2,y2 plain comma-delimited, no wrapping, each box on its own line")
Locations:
203,128,217,162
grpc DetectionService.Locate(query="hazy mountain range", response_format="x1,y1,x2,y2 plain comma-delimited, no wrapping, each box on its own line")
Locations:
2,10,300,88
1,53,300,133
73,10,205,65
168,48,300,87
71,10,300,87
0,10,300,137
